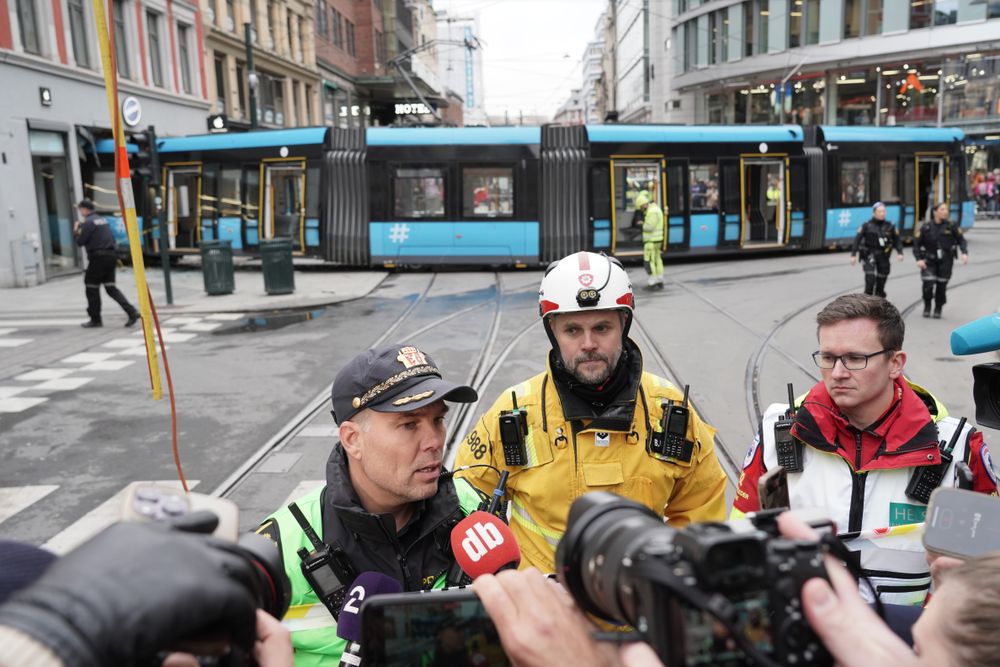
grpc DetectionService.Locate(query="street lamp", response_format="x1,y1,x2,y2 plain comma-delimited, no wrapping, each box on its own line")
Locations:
245,22,259,129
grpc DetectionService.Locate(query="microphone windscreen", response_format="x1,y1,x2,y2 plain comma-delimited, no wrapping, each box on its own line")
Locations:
951,312,1000,355
450,511,521,580
336,571,402,642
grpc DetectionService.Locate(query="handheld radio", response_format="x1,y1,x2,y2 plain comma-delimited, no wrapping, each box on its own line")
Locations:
650,385,694,462
498,391,529,467
906,417,967,504
289,502,357,619
774,383,804,473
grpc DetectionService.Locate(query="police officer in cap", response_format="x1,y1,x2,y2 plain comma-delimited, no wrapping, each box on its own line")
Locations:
258,344,484,666
73,199,140,328
914,202,969,318
455,251,727,573
851,202,903,298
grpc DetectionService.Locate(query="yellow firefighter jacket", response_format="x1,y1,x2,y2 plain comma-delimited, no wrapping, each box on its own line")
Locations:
454,347,728,572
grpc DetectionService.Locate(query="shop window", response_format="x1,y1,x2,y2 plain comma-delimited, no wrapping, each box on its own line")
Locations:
394,168,445,218
879,159,899,203
883,64,940,125
835,70,876,126
462,167,514,217
841,161,869,204
690,164,719,211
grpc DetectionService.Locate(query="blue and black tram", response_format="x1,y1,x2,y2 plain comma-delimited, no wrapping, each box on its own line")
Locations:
83,124,971,267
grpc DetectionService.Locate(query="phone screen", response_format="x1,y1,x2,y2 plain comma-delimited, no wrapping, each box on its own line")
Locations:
361,589,509,667
757,467,789,510
925,488,1000,558
681,589,773,666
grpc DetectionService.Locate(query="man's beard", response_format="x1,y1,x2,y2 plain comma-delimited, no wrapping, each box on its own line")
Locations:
565,347,622,385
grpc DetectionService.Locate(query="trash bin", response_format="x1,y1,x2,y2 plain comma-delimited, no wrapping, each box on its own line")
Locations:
201,240,234,295
261,237,295,295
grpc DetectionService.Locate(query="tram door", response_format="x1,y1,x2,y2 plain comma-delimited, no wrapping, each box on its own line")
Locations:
611,160,662,255
916,155,947,223
742,159,786,246
164,165,202,250
262,161,306,250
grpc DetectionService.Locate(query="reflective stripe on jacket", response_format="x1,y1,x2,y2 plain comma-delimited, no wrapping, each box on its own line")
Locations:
265,479,483,666
455,354,727,573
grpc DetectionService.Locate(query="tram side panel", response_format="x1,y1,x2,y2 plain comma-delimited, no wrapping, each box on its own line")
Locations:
366,128,542,267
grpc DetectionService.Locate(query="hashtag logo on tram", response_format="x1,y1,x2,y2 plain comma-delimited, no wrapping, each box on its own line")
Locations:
838,210,852,228
388,223,411,243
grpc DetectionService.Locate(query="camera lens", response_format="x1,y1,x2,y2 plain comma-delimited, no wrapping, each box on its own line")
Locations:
233,532,291,619
556,492,673,624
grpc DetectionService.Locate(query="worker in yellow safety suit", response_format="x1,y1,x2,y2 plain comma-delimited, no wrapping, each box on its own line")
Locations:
636,193,664,290
455,251,728,572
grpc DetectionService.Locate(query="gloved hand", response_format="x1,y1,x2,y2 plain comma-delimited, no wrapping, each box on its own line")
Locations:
0,519,259,667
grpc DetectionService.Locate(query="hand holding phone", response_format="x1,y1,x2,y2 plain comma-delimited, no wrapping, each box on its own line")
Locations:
923,487,1000,559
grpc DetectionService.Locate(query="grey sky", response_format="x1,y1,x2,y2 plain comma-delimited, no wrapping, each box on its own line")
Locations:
441,0,607,118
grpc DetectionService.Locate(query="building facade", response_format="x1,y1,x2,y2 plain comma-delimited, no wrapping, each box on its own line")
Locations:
203,0,321,130
435,8,487,125
0,0,210,286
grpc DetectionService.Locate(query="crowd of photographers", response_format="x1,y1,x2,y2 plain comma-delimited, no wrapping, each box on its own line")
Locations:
0,249,998,667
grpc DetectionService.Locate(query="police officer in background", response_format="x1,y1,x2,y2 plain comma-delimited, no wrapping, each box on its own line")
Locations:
850,202,904,298
733,294,995,606
73,199,140,328
257,344,484,666
456,252,727,573
914,201,969,318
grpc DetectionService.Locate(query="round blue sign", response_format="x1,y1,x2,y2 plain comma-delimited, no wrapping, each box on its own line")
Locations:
122,96,142,127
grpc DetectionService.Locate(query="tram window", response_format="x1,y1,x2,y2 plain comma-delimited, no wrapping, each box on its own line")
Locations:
666,165,685,214
394,167,445,218
621,166,659,210
244,168,260,221
879,159,900,203
950,158,963,203
306,166,320,218
462,167,514,217
218,167,242,217
201,165,219,219
840,160,869,204
690,163,719,211
903,161,915,205
86,170,122,214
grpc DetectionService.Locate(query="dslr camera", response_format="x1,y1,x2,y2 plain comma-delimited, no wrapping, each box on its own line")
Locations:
556,492,831,667
121,483,291,655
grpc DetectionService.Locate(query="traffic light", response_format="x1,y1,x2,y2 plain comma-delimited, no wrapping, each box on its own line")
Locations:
131,126,160,187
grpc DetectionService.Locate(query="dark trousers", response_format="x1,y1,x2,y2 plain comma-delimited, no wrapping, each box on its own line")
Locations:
920,258,953,307
861,255,891,298
84,253,137,323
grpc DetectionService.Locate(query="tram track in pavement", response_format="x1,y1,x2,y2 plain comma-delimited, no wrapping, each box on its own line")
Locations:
213,271,514,499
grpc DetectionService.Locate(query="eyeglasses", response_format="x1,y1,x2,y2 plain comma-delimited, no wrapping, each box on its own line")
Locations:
811,349,892,371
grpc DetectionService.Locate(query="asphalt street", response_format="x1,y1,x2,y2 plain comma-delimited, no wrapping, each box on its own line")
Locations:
2,222,999,544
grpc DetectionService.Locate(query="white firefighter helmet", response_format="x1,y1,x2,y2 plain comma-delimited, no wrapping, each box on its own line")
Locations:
538,252,634,320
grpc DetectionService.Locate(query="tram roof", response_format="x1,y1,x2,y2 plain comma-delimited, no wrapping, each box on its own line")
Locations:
585,125,804,143
367,126,541,146
818,126,964,143
156,127,330,153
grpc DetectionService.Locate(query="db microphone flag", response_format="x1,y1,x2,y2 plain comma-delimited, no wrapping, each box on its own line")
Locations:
336,572,402,667
450,511,521,580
